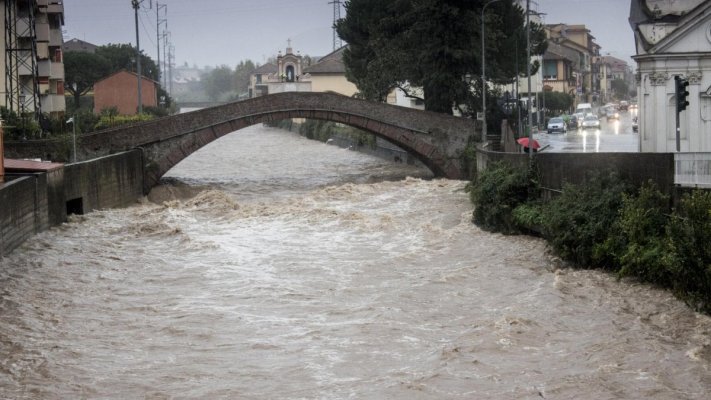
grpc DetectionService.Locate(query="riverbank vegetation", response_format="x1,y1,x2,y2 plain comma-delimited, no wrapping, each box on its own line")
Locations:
469,161,711,313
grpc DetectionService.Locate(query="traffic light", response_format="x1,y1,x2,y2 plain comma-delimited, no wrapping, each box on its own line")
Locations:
675,75,690,112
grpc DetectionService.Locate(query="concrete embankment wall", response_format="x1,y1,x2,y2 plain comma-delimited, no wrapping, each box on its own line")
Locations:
0,150,144,257
476,146,675,196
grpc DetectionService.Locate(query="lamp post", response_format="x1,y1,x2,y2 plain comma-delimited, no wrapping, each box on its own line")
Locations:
18,94,26,140
66,116,76,162
481,0,501,143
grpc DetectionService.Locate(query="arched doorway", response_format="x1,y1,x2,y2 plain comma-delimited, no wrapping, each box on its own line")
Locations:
286,65,295,82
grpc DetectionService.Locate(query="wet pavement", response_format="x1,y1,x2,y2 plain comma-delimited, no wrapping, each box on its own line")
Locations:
533,111,639,153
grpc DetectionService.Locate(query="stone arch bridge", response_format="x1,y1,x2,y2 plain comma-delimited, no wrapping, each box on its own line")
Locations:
13,92,480,192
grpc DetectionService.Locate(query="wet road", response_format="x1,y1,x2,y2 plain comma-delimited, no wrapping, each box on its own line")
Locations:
535,111,639,153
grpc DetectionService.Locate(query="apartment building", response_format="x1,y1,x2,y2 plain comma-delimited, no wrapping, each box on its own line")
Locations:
1,0,65,119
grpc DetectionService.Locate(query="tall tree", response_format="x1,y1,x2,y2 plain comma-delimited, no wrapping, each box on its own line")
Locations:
64,51,111,109
203,65,234,100
233,60,257,94
336,0,547,115
95,43,160,81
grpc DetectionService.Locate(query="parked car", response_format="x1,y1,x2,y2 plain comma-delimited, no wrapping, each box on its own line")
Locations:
581,114,600,129
547,117,567,134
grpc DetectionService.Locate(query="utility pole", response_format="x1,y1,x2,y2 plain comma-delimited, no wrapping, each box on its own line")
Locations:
162,31,170,90
156,2,167,94
169,43,175,96
132,0,152,114
526,0,533,161
132,0,143,114
328,0,342,50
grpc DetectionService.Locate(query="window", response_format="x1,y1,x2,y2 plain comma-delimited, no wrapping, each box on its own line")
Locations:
543,60,557,80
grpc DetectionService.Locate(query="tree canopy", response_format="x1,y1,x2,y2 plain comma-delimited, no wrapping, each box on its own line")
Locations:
336,0,547,115
64,51,111,109
64,43,161,110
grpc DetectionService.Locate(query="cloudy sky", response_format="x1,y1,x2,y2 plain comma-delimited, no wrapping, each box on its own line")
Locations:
63,0,637,68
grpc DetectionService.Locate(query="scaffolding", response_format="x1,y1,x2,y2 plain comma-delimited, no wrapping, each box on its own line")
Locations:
5,0,41,119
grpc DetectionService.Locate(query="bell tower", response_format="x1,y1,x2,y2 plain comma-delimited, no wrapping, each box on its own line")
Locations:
277,39,303,82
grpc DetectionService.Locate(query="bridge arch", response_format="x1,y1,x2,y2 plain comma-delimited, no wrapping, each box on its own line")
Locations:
76,92,479,193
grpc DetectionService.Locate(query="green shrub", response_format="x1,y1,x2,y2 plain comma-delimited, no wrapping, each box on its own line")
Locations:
540,170,631,266
512,201,545,235
94,113,153,131
470,161,535,234
666,190,711,312
596,181,672,279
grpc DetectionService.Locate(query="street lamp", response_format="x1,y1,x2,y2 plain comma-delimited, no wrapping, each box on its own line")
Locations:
18,94,26,139
66,116,76,162
481,0,501,143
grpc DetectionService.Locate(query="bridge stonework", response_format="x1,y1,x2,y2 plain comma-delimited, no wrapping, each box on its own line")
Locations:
12,92,480,193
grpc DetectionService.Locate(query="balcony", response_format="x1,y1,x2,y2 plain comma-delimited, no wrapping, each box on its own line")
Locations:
47,2,64,14
35,22,50,42
50,62,64,80
37,60,64,80
37,42,49,59
49,29,63,47
40,94,66,113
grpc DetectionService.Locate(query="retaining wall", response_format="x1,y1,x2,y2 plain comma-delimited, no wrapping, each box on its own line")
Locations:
0,150,144,257
476,144,676,196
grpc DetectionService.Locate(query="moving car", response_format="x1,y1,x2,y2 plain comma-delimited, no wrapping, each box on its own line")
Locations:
581,114,600,129
568,115,579,129
606,108,619,120
547,117,567,134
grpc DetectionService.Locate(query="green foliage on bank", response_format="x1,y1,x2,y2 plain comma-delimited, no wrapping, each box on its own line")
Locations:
469,161,536,234
470,162,711,313
94,113,155,131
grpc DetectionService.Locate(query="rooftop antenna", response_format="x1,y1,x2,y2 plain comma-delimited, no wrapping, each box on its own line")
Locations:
328,0,342,50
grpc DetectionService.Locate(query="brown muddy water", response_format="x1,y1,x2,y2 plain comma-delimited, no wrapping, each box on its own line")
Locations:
0,125,709,399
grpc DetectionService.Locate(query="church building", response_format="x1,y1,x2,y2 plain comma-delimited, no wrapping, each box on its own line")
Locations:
630,0,711,152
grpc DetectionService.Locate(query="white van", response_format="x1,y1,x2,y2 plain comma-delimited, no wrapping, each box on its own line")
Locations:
575,102,593,116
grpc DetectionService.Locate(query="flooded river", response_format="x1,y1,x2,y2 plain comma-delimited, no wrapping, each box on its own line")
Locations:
1,125,709,399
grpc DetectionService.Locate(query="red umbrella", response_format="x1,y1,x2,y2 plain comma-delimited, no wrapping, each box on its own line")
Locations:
517,137,540,149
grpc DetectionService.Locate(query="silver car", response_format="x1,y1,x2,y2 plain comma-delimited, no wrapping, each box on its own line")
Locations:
547,117,567,134
581,115,600,129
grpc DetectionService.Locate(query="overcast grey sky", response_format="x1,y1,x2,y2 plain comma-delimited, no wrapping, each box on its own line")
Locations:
63,0,637,69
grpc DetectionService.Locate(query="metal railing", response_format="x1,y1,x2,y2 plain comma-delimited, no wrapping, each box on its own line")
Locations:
675,152,711,187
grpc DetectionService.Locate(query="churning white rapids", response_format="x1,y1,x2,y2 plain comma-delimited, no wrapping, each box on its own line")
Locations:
0,125,709,399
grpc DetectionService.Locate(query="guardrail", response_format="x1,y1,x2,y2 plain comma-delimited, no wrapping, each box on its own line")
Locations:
674,153,711,188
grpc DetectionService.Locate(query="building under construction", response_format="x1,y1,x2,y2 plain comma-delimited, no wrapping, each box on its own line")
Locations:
1,0,65,121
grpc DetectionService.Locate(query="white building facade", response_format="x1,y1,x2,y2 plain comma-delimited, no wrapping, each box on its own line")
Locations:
631,0,711,152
